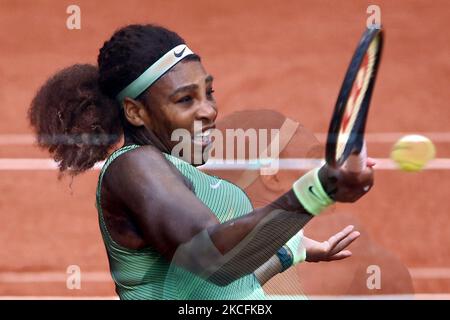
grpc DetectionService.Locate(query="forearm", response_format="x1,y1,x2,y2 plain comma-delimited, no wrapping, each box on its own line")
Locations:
171,190,313,286
206,190,312,285
254,254,283,286
208,190,310,254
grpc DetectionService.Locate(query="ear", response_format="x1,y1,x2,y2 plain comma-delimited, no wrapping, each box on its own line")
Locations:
260,173,284,193
122,97,148,127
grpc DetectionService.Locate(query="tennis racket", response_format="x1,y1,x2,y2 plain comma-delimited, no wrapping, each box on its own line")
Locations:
325,27,384,173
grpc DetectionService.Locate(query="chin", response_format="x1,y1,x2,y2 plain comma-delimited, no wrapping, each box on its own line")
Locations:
189,138,212,166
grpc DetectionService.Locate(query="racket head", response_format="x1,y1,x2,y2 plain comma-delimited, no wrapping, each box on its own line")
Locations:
326,27,384,168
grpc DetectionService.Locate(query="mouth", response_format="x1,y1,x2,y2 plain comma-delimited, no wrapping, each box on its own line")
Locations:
192,125,215,148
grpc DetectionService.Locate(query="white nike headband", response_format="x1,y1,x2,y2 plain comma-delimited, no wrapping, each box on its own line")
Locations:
116,44,194,103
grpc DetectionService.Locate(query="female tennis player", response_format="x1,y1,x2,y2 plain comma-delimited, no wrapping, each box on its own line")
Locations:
28,24,374,299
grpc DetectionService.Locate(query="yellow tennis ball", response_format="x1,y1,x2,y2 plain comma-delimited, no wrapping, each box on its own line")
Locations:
390,135,436,172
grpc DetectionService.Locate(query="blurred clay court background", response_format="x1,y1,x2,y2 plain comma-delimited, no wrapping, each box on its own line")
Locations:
1,0,450,299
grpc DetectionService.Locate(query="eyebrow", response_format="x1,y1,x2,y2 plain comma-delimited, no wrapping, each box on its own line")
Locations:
169,75,214,99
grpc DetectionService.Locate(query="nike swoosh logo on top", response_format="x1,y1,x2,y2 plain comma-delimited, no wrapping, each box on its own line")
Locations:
174,46,186,58
210,180,222,189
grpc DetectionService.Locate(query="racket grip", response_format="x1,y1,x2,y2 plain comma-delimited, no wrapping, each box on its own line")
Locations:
345,142,367,173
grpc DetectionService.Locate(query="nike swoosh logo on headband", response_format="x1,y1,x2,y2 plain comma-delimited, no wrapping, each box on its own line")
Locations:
174,46,186,58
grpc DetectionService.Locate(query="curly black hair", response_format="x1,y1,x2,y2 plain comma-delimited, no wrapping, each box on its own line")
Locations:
28,24,199,176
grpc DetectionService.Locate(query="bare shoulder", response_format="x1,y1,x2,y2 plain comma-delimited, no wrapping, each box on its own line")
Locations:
112,144,170,170
99,145,185,250
101,144,192,200
105,145,181,181
99,144,217,252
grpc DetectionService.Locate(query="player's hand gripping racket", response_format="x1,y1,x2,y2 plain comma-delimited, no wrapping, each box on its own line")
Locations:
326,27,384,173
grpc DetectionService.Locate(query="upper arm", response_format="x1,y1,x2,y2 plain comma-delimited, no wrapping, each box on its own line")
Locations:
103,146,220,261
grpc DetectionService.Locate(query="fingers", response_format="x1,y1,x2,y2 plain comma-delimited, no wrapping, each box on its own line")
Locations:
330,230,360,255
322,158,375,203
344,169,373,199
367,157,376,168
329,250,352,261
326,225,355,249
359,167,374,194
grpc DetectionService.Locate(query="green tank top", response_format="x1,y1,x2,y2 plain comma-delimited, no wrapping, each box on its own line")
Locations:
96,145,266,300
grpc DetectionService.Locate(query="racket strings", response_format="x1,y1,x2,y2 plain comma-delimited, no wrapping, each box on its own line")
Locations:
335,35,381,161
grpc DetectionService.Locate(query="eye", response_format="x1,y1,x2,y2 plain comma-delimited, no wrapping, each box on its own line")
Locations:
176,96,193,104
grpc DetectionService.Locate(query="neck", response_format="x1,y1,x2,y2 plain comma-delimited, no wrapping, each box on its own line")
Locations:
123,125,170,153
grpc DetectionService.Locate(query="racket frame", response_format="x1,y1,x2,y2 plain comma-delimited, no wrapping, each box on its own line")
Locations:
326,27,384,168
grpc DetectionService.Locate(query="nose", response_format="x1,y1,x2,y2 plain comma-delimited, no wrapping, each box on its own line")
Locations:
195,99,217,124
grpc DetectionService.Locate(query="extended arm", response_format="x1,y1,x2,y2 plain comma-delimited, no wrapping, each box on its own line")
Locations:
106,146,373,285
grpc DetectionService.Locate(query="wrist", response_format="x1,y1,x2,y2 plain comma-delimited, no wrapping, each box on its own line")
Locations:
276,246,294,272
285,230,306,266
292,167,335,216
318,165,338,200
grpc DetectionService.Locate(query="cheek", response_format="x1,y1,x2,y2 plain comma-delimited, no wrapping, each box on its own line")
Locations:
165,107,196,131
